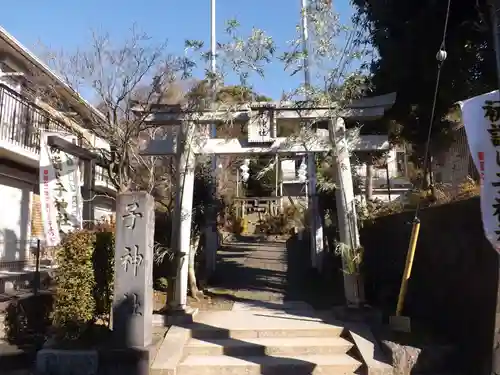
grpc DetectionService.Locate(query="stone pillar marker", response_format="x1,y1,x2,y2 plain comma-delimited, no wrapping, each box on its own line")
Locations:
113,191,154,348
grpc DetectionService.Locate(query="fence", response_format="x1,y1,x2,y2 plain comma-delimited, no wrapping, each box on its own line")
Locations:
0,83,74,154
0,239,55,297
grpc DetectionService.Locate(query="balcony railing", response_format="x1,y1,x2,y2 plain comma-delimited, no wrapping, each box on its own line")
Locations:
0,82,73,154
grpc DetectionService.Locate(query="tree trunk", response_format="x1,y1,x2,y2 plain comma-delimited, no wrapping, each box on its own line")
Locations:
188,234,203,300
365,161,374,201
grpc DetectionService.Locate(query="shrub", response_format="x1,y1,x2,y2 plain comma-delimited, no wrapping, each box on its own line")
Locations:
334,242,364,275
154,277,169,291
5,293,53,347
456,176,480,199
256,204,306,235
257,214,288,235
93,220,115,324
153,211,177,289
283,204,307,229
52,230,96,341
356,198,405,224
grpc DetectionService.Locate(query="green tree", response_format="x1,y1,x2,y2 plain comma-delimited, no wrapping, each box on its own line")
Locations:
352,0,496,156
246,157,277,197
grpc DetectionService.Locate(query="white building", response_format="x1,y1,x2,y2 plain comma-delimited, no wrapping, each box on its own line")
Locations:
280,143,412,203
0,27,115,266
352,145,412,202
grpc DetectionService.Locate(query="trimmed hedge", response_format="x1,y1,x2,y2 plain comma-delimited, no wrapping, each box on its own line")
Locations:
52,224,115,341
93,222,115,324
52,230,97,340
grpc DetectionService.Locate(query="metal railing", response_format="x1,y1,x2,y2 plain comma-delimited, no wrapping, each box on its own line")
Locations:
0,83,73,154
0,239,55,297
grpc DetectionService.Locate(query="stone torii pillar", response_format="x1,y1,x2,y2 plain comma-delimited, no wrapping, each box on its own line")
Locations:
172,121,197,310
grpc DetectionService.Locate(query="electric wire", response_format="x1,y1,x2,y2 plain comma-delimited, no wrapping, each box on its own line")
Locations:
413,0,452,219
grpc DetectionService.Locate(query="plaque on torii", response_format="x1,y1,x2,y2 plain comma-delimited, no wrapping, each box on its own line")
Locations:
247,103,277,143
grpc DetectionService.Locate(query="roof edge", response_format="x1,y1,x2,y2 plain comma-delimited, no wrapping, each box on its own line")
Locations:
0,26,106,124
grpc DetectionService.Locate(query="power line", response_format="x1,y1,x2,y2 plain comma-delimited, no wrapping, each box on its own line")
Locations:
414,0,452,218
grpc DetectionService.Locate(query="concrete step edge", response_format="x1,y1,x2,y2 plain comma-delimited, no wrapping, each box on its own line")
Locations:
188,326,344,339
179,353,362,367
186,336,353,349
184,337,354,356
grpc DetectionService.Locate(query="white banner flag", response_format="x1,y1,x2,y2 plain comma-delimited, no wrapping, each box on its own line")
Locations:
39,132,84,246
460,90,500,252
39,132,61,247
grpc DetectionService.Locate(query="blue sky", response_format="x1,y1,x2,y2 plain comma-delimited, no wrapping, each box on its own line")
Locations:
0,0,355,101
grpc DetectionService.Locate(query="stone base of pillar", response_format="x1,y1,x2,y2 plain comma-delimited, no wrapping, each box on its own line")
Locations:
332,305,382,326
162,305,199,325
343,273,366,308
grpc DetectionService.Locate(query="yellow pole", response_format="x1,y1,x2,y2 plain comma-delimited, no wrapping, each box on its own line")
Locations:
241,217,248,234
395,218,421,316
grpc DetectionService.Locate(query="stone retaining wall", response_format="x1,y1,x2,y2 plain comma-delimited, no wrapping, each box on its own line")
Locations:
360,197,498,375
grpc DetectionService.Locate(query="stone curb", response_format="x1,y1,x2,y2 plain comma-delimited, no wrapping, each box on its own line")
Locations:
345,322,393,375
150,326,190,375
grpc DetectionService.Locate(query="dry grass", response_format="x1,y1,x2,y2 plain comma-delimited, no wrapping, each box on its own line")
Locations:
362,176,480,221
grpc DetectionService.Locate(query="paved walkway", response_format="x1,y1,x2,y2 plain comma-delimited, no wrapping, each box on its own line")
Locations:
208,235,344,310
151,236,365,375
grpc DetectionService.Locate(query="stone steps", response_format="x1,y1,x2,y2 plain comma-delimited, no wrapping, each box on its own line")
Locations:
177,353,362,375
188,325,344,340
184,336,354,356
174,310,362,375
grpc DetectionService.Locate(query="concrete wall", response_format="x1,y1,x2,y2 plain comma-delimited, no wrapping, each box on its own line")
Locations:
0,174,31,263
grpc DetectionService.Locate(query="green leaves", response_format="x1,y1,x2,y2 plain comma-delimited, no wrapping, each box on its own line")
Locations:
183,18,276,89
334,241,364,275
52,228,115,342
185,39,204,52
225,19,240,34
53,231,97,341
352,0,495,148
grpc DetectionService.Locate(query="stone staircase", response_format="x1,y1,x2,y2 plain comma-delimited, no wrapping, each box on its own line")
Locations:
153,308,368,375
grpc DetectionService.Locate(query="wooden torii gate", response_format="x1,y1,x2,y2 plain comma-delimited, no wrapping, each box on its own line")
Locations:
139,92,396,309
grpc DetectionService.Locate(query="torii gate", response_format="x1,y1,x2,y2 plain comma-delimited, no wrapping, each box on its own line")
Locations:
139,92,396,309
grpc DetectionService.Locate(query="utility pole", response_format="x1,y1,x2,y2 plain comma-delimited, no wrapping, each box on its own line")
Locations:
300,0,324,270
206,0,218,275
211,0,217,76
300,0,312,90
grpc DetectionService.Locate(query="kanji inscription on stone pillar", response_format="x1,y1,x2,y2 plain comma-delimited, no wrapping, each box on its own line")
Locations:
113,192,154,348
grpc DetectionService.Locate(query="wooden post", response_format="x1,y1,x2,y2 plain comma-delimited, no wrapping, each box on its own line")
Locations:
82,160,95,226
